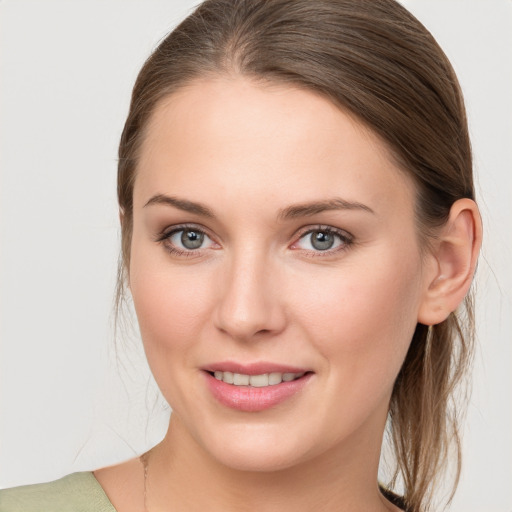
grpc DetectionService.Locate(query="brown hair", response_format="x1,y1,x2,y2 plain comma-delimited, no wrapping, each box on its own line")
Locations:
117,1,475,510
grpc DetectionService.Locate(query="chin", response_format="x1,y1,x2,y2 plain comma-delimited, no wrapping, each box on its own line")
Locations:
194,421,317,473
211,443,304,473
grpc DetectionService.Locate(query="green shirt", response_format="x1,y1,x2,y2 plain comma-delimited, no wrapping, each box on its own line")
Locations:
0,472,409,512
0,472,116,512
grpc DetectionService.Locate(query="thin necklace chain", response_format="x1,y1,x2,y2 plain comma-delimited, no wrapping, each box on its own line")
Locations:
140,451,150,512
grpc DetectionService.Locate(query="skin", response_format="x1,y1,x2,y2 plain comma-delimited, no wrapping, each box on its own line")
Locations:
95,77,480,512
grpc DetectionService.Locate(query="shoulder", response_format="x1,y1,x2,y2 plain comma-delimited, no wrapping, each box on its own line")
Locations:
0,472,116,512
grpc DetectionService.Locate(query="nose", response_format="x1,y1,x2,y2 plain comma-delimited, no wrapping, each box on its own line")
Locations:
213,250,287,341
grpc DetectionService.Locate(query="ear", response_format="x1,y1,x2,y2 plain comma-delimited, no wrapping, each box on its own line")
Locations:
418,198,482,326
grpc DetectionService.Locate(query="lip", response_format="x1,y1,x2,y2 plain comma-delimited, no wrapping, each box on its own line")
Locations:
203,361,310,375
202,362,314,412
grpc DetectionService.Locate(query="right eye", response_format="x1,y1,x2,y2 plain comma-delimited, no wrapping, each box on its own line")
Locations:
171,228,208,250
157,226,217,255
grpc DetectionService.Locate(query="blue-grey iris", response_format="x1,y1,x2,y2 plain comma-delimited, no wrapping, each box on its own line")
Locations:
311,231,335,250
181,229,204,249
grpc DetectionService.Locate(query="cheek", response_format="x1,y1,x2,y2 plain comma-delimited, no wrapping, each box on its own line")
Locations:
129,257,218,407
131,274,201,346
129,242,214,359
289,249,423,382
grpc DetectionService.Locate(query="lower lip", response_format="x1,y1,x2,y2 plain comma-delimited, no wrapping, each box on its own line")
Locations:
204,372,312,412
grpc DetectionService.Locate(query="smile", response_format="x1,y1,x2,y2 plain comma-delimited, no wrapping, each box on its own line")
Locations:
204,366,313,412
212,371,306,387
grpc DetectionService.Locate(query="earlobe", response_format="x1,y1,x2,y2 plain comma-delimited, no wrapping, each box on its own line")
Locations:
418,198,482,326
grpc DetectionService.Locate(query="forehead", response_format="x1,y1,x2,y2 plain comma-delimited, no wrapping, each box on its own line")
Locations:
134,77,415,217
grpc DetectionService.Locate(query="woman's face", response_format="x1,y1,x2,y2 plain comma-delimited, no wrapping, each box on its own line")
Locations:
129,77,433,471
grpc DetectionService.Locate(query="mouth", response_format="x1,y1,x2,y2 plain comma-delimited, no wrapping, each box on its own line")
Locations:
207,370,308,387
202,364,314,412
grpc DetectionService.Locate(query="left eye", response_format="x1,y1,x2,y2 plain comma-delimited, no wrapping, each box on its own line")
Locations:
294,229,348,251
168,228,214,250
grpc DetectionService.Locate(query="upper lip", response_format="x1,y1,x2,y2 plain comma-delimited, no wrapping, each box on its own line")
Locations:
203,361,311,375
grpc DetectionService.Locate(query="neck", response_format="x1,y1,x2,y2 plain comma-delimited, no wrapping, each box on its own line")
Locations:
145,414,395,512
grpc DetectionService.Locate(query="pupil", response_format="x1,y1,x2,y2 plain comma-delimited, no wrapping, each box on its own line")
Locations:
312,231,334,250
181,230,204,249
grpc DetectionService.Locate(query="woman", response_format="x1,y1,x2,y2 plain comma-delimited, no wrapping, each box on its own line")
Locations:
0,1,483,511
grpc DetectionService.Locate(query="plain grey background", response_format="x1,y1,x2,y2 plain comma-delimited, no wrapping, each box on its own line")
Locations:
1,1,511,510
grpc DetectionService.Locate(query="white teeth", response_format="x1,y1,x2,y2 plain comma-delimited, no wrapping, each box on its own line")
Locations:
212,371,306,387
268,372,282,385
249,374,269,387
233,373,250,385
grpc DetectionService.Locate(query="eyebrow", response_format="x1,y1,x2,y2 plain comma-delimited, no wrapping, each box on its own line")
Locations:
143,194,374,220
278,198,375,220
144,194,214,217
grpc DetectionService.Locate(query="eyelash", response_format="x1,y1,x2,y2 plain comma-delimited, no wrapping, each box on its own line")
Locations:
155,224,216,258
155,224,354,258
292,226,354,257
